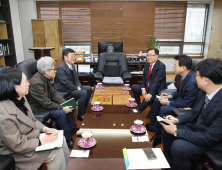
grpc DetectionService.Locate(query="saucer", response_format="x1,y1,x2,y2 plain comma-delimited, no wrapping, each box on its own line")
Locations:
91,106,104,111
96,86,104,89
126,103,137,107
78,137,97,148
130,125,146,133
122,87,131,91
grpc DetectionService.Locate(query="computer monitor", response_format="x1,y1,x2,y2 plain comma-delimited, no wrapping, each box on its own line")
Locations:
98,42,123,55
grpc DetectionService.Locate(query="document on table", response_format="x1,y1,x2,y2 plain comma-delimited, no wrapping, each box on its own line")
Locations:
70,150,90,158
123,148,170,169
132,136,149,142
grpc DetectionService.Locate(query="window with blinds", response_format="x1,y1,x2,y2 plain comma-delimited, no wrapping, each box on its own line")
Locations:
37,1,91,42
154,2,187,42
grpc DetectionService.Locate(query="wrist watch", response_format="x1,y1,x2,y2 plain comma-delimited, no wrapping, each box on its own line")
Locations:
174,130,178,137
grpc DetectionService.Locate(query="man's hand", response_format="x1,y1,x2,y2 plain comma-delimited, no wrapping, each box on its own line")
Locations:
159,98,168,105
144,93,152,102
45,127,58,133
161,92,171,99
142,89,147,97
78,86,81,90
40,131,58,145
160,121,177,135
63,106,74,113
165,115,179,124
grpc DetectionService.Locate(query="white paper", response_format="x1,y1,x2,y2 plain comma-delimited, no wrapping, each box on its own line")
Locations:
167,83,177,89
126,148,170,169
35,130,63,152
132,109,138,113
70,150,90,158
137,136,149,142
132,136,138,142
78,65,90,73
102,77,123,84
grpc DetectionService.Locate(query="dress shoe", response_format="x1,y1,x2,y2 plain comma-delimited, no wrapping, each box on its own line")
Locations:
77,115,84,121
151,136,162,148
67,139,75,149
71,127,80,136
145,123,155,132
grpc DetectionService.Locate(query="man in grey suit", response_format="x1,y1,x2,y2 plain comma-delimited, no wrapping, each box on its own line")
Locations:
54,48,92,121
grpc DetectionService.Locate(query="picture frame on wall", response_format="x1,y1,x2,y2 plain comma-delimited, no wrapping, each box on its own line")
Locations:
0,44,3,56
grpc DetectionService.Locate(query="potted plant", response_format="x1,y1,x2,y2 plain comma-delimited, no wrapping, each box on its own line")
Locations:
145,35,160,49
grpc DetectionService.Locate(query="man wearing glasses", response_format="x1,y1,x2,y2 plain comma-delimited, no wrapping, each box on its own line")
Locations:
132,48,167,113
54,48,92,121
160,58,222,170
26,57,77,149
146,55,199,148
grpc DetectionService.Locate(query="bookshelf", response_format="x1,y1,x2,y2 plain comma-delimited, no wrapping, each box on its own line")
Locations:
0,0,16,67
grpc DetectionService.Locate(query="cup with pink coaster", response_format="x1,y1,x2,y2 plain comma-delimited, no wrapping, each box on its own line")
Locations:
123,84,131,90
96,82,104,89
126,98,137,107
78,131,97,148
91,101,104,111
130,120,146,133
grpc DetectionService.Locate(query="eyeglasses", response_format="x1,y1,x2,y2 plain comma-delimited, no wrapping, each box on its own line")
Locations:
48,68,56,71
194,73,201,77
147,54,156,58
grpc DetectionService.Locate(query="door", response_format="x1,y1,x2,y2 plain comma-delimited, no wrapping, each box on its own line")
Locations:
32,20,45,47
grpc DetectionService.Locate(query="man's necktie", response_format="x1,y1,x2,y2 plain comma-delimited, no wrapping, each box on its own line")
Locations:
179,79,184,91
199,96,210,120
146,64,153,91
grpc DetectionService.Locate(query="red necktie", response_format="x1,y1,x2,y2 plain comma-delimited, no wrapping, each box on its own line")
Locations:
179,79,184,91
146,64,153,91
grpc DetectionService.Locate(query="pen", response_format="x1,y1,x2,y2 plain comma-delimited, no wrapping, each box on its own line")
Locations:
169,118,178,121
46,133,53,135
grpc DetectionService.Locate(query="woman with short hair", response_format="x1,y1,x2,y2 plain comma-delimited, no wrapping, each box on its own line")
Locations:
0,67,69,170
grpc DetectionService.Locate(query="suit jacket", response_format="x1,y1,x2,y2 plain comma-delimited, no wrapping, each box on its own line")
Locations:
0,98,51,170
170,70,199,108
177,89,222,150
54,61,81,91
141,60,166,96
26,72,65,111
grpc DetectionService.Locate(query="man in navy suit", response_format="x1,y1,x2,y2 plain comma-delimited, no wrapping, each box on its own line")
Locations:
160,58,222,170
54,48,92,121
132,48,166,113
146,55,199,147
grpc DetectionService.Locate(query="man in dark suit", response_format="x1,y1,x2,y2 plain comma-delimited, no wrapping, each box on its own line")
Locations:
54,48,92,121
146,55,199,148
160,58,222,170
132,48,166,113
26,57,77,149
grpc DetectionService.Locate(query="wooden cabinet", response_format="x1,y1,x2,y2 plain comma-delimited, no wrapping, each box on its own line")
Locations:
31,19,64,66
78,75,94,87
0,0,17,67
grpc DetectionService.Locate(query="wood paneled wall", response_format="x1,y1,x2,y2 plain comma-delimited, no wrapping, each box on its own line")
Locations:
91,1,155,54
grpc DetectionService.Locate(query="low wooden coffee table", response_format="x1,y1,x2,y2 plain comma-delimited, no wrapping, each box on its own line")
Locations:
68,84,153,169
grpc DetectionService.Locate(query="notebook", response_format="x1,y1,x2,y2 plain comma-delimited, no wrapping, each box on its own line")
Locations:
60,98,77,108
35,130,64,152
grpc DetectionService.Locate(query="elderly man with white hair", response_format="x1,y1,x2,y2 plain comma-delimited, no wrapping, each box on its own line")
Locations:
26,57,77,149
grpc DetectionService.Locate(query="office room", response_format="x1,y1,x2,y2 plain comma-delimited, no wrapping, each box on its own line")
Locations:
0,0,222,170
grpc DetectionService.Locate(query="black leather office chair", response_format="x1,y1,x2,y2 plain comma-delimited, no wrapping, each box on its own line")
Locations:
158,59,200,95
94,52,131,83
0,155,15,170
16,59,69,128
